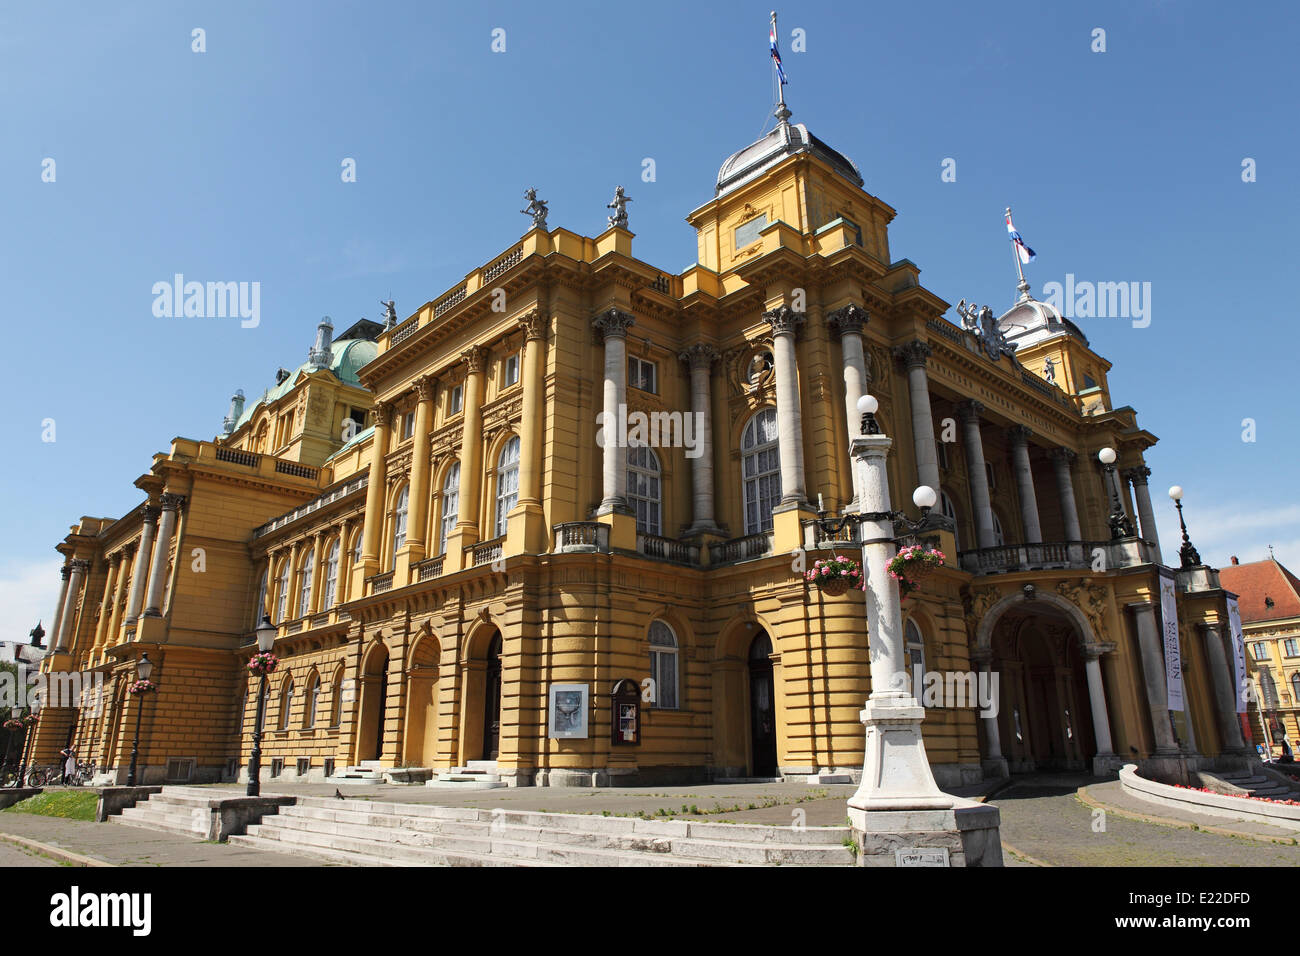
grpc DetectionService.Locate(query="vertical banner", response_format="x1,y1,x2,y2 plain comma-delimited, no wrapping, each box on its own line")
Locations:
1225,596,1249,714
1158,572,1185,711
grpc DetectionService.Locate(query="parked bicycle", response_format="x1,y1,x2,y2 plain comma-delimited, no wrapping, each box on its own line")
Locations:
0,761,21,788
24,761,94,787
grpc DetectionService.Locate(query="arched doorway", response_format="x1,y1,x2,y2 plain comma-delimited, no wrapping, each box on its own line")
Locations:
749,632,778,777
989,609,1095,773
357,642,390,763
482,633,502,761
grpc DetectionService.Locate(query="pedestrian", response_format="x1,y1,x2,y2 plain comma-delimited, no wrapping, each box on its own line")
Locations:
59,745,76,784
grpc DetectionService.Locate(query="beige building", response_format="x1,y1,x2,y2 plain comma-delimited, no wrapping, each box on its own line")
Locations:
33,101,1253,789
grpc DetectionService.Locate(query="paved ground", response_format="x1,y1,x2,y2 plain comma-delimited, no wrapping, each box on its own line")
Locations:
990,774,1300,867
0,813,318,867
4,775,1299,866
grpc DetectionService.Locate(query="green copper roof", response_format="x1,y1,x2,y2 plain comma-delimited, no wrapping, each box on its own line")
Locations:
232,338,377,432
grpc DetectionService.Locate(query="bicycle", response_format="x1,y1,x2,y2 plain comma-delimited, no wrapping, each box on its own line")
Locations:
0,762,21,788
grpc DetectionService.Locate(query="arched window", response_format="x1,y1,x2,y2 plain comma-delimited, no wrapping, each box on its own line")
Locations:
439,462,460,555
275,558,289,624
495,436,520,538
742,408,781,534
322,539,339,609
304,674,320,729
279,677,295,730
940,491,960,553
391,486,409,566
627,445,661,536
298,548,314,618
1290,673,1300,707
649,621,679,709
330,665,346,726
991,512,1005,547
352,528,362,568
905,619,927,703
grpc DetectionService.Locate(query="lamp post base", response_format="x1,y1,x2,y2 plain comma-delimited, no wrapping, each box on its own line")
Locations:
847,695,953,812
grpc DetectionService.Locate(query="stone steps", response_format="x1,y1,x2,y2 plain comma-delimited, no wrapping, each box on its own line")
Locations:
1205,771,1300,801
228,795,854,867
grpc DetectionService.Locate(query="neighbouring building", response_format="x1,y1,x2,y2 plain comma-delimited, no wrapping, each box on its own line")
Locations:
1220,555,1300,756
32,95,1255,789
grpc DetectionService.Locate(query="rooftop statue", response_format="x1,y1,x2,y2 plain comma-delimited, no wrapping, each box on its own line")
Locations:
379,299,397,330
606,185,632,230
955,299,1017,363
521,188,548,230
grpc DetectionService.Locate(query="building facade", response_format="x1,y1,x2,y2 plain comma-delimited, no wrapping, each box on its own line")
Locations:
1220,556,1300,756
33,105,1254,788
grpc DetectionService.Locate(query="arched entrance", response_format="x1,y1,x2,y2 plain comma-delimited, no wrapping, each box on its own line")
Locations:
749,632,778,777
987,606,1096,773
482,633,502,761
403,634,441,767
356,642,390,763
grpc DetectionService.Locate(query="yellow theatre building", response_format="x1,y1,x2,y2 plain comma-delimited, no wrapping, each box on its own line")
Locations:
33,99,1256,790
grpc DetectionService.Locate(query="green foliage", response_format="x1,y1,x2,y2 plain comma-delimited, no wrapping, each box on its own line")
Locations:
3,790,98,822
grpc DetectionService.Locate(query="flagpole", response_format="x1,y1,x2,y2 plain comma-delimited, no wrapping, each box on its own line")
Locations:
1006,206,1029,297
771,10,789,121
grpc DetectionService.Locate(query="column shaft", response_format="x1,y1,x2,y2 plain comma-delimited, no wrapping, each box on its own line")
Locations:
1051,450,1083,541
594,309,634,512
1131,602,1179,753
1202,625,1248,752
55,561,87,652
124,509,158,626
143,495,183,617
107,547,133,646
894,341,940,493
456,350,486,534
681,344,719,532
1084,655,1115,754
406,379,435,558
764,306,807,506
958,402,997,549
91,557,120,658
1125,467,1162,559
49,566,71,650
518,314,547,506
1008,426,1043,543
360,403,392,573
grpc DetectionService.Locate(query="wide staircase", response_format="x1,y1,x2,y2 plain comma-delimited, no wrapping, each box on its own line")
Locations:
227,794,855,867
1208,769,1300,801
114,787,222,838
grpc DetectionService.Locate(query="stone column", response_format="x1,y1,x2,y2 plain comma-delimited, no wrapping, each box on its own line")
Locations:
54,559,89,652
1130,602,1179,754
91,555,121,660
892,340,941,494
957,401,997,549
1082,645,1117,764
49,564,71,652
593,308,634,512
360,401,392,576
1050,449,1083,541
338,519,354,602
124,506,159,626
107,544,134,646
762,305,807,507
1124,465,1162,559
1007,426,1043,544
1201,624,1248,753
456,348,486,535
829,305,870,441
517,312,547,509
143,494,185,617
405,378,435,564
971,649,1007,778
679,343,720,534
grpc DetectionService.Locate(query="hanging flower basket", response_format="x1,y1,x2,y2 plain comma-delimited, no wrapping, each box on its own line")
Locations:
247,652,279,678
2,718,23,731
805,556,863,596
127,679,156,696
23,713,38,727
888,545,945,601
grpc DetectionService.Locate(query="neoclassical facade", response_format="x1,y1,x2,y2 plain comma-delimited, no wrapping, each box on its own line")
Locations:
33,105,1252,788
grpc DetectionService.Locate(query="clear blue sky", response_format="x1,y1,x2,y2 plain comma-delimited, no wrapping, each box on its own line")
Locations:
2,0,1297,636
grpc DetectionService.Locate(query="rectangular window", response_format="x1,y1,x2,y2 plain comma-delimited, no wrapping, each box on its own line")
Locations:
449,384,463,415
504,353,520,387
936,442,949,471
1286,639,1299,658
628,356,657,394
1252,643,1269,661
735,213,767,250
401,412,415,441
985,462,997,491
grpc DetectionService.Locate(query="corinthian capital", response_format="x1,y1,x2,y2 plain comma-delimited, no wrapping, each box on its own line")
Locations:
891,339,932,370
414,375,436,402
1007,425,1033,446
1122,464,1152,485
592,308,635,340
69,558,91,575
762,305,805,337
827,304,868,335
1050,447,1077,468
518,309,548,342
678,343,720,370
160,493,187,513
461,345,485,374
141,505,162,525
955,399,985,423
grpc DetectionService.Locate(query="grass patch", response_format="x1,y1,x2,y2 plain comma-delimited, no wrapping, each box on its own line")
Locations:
3,791,98,821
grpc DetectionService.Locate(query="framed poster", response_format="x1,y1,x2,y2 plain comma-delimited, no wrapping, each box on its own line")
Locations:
548,683,589,739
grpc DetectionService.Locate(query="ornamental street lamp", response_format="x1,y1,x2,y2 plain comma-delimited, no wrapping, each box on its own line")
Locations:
1167,485,1203,570
1097,447,1135,539
246,616,277,797
126,653,154,787
842,394,952,812
17,698,40,788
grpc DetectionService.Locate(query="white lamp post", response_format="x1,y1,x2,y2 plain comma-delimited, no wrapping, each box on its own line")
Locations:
1097,446,1135,539
1167,485,1203,570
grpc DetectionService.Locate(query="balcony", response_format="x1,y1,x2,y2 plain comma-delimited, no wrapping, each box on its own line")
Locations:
369,571,394,594
554,522,610,553
636,533,698,565
958,538,1156,575
471,538,504,567
414,555,445,581
709,532,774,565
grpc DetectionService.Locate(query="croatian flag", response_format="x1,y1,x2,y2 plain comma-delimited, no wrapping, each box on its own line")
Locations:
770,15,788,85
1005,210,1036,264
